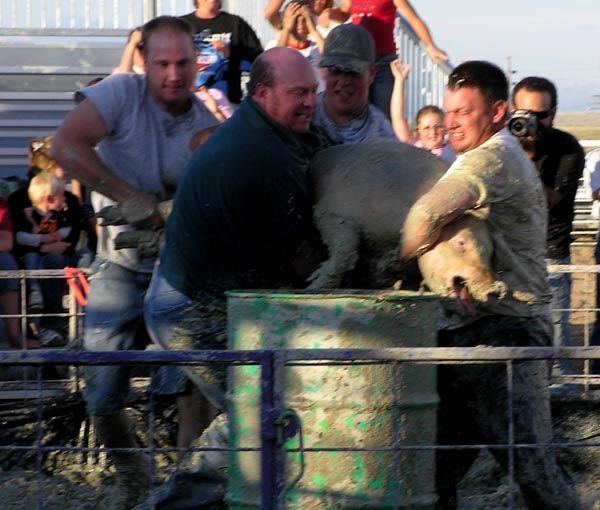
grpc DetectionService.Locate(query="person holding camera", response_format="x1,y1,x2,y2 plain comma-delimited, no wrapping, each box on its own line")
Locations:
511,76,585,378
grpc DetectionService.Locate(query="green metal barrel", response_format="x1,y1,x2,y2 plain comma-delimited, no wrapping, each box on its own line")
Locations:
227,290,440,509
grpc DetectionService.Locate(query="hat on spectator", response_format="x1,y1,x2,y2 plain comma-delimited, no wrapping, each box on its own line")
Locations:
318,24,375,75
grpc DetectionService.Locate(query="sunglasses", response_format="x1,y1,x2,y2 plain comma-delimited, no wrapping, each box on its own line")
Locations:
531,109,554,120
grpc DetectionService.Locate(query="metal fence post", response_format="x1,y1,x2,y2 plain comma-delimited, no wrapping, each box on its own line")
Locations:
260,350,277,510
142,0,157,22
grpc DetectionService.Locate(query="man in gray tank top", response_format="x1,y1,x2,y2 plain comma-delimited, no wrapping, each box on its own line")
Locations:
50,16,219,509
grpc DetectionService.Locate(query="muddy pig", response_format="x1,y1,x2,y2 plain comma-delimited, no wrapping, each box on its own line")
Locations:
417,214,499,314
307,139,496,296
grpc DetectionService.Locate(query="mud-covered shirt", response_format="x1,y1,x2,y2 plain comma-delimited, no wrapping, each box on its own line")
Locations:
160,97,322,299
439,128,552,326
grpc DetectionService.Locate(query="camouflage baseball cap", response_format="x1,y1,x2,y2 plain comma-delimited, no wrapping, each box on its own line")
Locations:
318,24,375,74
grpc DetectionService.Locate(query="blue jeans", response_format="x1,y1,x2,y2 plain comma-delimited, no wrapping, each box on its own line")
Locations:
83,258,152,415
369,53,397,119
24,251,73,330
0,252,18,293
546,257,572,374
144,264,227,410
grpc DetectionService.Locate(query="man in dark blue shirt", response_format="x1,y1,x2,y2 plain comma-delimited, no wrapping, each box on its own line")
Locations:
144,47,321,452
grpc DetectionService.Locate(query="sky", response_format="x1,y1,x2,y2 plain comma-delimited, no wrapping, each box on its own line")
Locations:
413,0,600,111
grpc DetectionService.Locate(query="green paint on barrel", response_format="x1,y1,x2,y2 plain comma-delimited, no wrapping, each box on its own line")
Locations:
226,290,440,509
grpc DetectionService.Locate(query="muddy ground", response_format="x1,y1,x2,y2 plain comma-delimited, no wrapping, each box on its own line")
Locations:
0,388,598,509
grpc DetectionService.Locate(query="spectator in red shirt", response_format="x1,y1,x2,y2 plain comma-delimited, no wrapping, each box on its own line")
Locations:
0,198,40,349
329,0,447,118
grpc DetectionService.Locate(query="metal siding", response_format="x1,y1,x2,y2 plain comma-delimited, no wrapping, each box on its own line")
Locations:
222,0,274,49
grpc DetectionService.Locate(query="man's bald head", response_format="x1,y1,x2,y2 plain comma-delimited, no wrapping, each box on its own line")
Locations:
247,47,313,97
248,48,318,134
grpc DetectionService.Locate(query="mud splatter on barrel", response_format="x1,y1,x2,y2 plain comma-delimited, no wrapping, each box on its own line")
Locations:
227,290,440,509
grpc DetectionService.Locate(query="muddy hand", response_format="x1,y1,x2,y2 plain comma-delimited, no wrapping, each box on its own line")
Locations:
97,198,172,227
96,204,127,226
114,229,164,258
120,191,163,230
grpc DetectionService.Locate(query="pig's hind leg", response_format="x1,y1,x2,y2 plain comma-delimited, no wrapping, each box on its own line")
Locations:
307,212,361,289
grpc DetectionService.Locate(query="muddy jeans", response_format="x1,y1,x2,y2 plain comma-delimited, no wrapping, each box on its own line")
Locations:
83,258,152,415
144,264,228,410
436,314,579,510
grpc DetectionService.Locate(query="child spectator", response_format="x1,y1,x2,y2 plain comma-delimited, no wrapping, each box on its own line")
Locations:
265,0,337,38
26,137,96,262
390,60,456,164
195,85,234,122
266,1,324,92
17,172,72,309
10,159,84,345
113,27,145,75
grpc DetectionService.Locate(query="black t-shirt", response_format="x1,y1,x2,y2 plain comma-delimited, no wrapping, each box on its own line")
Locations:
180,11,263,103
8,186,83,260
532,127,585,259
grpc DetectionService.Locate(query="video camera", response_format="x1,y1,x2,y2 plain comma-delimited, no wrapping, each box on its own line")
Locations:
508,110,539,138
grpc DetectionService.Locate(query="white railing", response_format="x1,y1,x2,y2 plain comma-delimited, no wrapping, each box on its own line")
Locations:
0,1,452,114
0,0,191,33
395,16,453,127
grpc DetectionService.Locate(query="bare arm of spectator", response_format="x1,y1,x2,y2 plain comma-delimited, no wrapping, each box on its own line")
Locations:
276,2,302,48
115,28,142,74
328,0,351,23
302,5,325,53
197,87,227,123
264,0,285,30
16,231,61,247
39,241,71,254
390,59,413,143
49,99,162,229
393,0,447,63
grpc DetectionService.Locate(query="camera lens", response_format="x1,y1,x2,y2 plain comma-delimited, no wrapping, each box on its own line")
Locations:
509,118,527,137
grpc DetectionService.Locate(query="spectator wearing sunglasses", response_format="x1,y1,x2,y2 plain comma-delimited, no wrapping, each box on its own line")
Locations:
511,76,585,378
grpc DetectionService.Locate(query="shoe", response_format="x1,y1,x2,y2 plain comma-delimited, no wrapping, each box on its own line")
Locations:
105,453,152,510
35,327,65,347
27,287,44,312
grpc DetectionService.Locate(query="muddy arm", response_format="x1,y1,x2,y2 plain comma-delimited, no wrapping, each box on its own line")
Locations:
51,99,163,229
401,180,479,259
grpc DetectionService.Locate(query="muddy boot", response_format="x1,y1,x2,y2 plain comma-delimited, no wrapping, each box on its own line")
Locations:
95,410,152,510
148,414,229,509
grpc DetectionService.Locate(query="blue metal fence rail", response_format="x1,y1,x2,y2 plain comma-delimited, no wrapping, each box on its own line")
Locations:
1,346,599,509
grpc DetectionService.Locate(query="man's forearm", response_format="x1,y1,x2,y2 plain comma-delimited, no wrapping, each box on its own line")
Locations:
50,141,136,203
400,204,443,259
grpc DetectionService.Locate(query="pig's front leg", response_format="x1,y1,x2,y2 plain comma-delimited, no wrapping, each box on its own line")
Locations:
307,211,361,289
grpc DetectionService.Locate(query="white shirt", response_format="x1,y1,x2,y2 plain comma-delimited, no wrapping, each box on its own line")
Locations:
583,148,600,219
